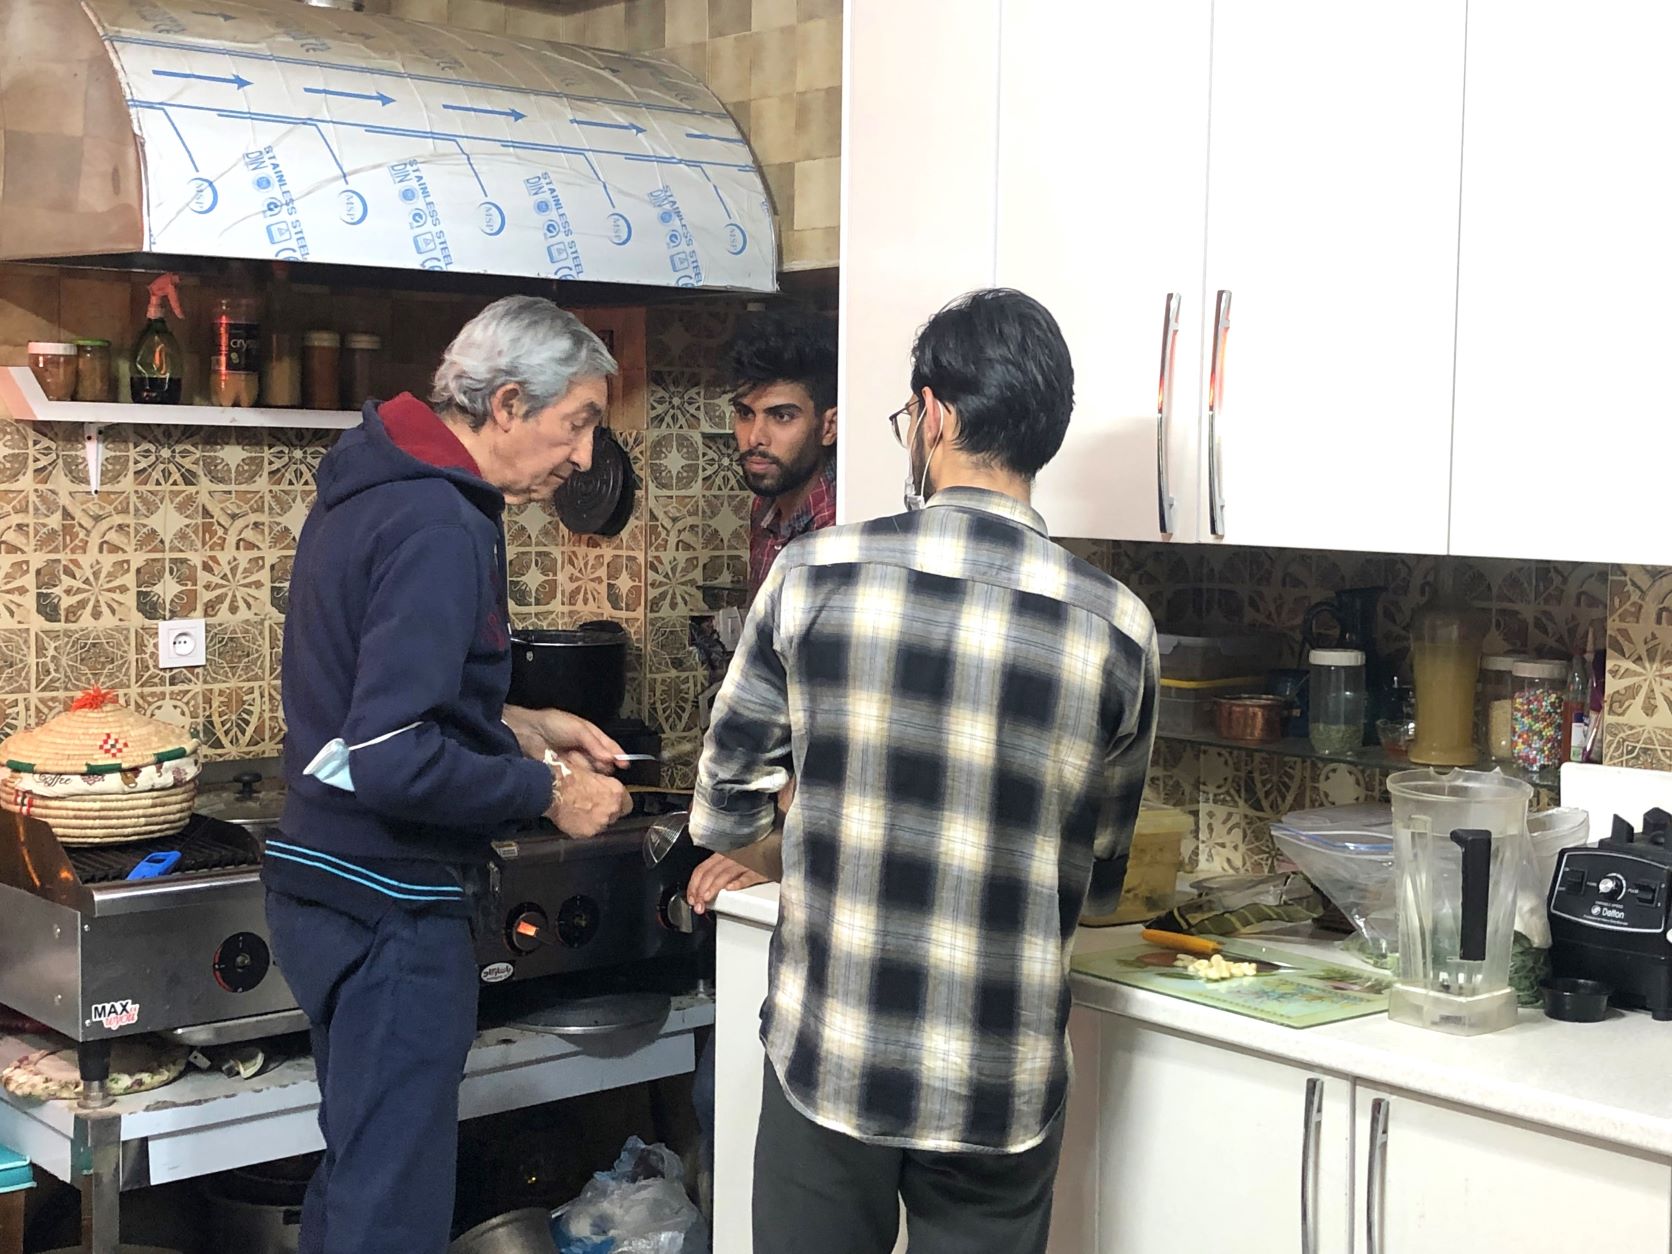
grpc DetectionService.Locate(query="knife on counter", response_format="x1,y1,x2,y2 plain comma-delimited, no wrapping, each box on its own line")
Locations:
1139,927,1301,970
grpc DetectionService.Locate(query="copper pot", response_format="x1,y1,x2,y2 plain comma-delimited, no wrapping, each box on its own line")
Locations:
1214,695,1286,744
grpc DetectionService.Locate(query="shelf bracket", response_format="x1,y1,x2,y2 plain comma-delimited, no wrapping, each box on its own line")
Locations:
83,423,104,496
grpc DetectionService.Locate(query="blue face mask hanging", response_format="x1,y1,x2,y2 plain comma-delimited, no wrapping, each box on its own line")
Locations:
302,722,423,793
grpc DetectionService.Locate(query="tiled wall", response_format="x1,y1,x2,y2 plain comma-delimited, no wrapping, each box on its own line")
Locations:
0,260,758,773
367,0,843,270
1068,539,1662,873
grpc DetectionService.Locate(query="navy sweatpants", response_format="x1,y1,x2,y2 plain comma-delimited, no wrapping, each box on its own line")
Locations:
266,889,480,1254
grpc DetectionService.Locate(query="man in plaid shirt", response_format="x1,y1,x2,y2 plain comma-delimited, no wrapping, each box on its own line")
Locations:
689,289,1158,1254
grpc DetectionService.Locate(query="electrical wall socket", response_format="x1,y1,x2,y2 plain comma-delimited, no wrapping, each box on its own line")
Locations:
158,619,206,669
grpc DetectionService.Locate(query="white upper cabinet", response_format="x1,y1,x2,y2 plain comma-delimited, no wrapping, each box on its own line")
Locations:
1200,1,1467,555
995,0,1212,543
1450,0,1672,563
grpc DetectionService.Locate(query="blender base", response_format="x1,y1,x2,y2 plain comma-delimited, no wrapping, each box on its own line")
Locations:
1389,983,1519,1036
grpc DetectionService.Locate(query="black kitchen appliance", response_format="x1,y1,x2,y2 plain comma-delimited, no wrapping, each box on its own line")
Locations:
1548,808,1672,1019
508,621,629,727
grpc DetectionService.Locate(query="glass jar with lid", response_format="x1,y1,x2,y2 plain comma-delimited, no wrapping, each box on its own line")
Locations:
304,331,342,410
73,339,113,402
1309,648,1367,756
1512,659,1568,772
341,333,382,407
211,295,261,407
27,341,77,401
1479,653,1523,763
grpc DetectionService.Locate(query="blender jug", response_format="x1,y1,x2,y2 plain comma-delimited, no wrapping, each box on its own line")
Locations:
1388,768,1532,1035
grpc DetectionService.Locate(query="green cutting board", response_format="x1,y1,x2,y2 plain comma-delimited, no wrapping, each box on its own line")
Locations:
1072,942,1393,1029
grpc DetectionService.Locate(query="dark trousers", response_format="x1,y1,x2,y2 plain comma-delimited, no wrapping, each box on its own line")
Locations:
266,890,479,1254
752,1067,1066,1254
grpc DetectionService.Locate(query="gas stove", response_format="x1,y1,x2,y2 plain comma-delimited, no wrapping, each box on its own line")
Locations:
0,790,712,1060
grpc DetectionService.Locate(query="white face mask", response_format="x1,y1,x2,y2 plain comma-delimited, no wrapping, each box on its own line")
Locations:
902,406,937,512
303,722,423,793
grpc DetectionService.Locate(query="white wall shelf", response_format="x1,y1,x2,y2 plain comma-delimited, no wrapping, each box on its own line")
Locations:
0,366,358,493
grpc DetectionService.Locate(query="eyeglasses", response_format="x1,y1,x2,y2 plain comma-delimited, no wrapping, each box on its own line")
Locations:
886,396,919,447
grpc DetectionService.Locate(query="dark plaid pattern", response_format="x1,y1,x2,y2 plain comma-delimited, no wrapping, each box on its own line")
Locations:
692,488,1158,1153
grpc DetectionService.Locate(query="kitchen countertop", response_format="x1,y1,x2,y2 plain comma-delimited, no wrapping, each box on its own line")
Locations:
714,885,1672,1161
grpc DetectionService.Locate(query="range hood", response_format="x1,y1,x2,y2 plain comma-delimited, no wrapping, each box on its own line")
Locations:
0,0,776,291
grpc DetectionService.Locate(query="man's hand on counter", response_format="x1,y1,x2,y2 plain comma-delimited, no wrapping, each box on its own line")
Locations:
688,831,783,914
503,705,624,772
547,755,633,839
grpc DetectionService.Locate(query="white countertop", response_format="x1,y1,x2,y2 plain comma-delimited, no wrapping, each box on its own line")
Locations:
714,885,1672,1161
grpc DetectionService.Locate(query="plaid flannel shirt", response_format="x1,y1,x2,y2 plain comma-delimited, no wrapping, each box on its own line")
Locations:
691,488,1158,1154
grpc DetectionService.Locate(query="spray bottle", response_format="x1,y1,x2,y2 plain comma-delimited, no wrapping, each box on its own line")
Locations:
131,273,184,404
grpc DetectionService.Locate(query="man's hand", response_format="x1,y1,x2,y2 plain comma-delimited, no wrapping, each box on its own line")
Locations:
686,831,783,914
547,758,632,839
686,854,768,914
504,705,624,772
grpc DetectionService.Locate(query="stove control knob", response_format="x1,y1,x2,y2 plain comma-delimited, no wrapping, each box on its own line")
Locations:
556,895,600,948
213,932,271,994
660,887,696,934
1598,874,1628,901
509,908,552,954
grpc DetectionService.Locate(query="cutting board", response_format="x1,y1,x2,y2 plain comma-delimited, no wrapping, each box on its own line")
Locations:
1072,942,1393,1029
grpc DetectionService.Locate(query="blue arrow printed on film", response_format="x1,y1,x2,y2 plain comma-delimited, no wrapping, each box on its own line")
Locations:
154,68,252,89
685,131,746,146
443,102,526,123
305,86,396,107
574,118,646,136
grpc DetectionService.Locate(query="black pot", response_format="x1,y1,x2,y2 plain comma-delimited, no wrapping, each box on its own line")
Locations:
508,621,627,724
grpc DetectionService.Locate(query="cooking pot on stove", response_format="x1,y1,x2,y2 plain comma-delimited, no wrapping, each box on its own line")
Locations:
508,620,628,725
195,770,286,839
449,1207,558,1254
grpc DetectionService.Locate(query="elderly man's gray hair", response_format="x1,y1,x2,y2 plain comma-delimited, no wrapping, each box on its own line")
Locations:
432,295,618,430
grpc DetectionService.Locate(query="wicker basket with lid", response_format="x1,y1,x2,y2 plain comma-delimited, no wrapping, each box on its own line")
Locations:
1,688,198,775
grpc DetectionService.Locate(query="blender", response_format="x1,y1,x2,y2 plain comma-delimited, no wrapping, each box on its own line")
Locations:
1388,768,1532,1035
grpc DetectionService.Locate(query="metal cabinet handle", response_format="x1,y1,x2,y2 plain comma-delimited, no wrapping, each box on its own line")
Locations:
1206,288,1232,537
1155,291,1182,535
1367,1097,1390,1254
1300,1077,1323,1254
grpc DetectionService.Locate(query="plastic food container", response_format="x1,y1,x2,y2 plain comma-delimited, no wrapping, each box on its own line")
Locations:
1081,803,1195,926
1271,803,1397,958
27,341,77,401
1309,648,1366,756
1157,633,1286,681
1158,676,1262,736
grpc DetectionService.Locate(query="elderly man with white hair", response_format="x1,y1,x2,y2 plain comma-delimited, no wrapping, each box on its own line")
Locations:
266,295,634,1254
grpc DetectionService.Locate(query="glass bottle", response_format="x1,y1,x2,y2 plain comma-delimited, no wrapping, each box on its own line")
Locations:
1409,570,1487,767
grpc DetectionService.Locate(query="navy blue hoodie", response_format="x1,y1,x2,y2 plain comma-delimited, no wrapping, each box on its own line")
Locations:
275,396,551,880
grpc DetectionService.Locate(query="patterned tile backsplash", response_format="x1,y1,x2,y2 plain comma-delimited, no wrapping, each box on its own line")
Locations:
1067,540,1659,874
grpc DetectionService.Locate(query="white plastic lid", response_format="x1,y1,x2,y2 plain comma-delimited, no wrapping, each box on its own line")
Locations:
1309,648,1366,667
1513,659,1568,680
345,333,382,350
304,331,342,347
1481,653,1525,672
27,341,75,355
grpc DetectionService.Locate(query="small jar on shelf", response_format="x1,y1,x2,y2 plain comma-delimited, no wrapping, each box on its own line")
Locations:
1511,659,1568,772
1309,648,1366,756
27,341,77,401
1479,653,1523,763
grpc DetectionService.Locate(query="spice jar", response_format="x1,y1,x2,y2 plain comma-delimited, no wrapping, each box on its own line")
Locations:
1309,649,1366,756
211,296,261,407
341,333,382,407
72,340,113,402
27,342,77,401
1512,659,1568,772
304,331,342,410
1479,654,1523,763
264,331,301,408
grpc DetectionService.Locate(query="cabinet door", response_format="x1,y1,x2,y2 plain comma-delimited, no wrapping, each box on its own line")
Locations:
1201,2,1465,554
838,0,1001,526
1353,1088,1671,1253
995,0,1211,543
1098,1019,1352,1253
1450,1,1672,563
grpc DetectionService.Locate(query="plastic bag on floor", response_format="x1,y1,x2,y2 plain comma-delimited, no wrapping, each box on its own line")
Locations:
555,1136,709,1254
